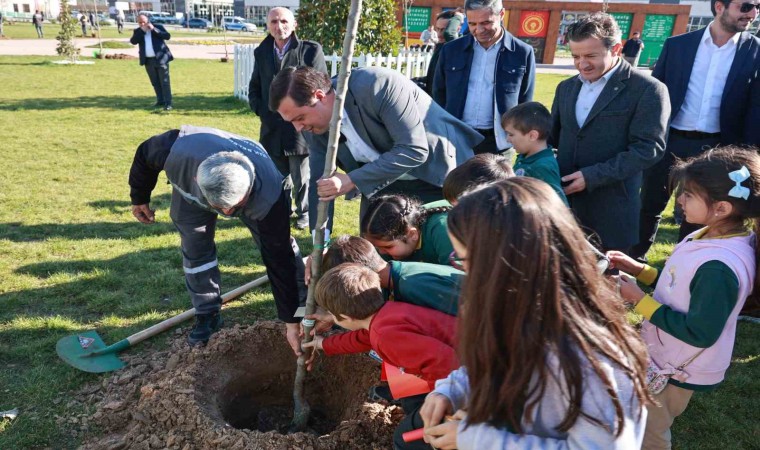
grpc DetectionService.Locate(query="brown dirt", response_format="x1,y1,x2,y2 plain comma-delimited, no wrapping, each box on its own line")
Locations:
80,321,402,450
103,53,137,60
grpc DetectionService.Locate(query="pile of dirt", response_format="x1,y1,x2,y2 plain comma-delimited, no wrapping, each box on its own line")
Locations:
103,53,137,60
81,322,402,449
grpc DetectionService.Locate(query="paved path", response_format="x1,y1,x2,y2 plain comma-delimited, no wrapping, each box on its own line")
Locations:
0,37,233,59
0,37,582,74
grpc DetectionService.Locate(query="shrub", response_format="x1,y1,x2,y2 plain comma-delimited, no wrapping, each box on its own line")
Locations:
56,3,80,62
296,0,402,55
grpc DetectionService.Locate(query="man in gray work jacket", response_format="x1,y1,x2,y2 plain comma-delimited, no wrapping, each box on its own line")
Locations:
128,125,305,352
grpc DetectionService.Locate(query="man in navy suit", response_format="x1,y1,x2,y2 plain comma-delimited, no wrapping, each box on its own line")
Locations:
131,14,174,111
433,0,535,157
633,0,760,259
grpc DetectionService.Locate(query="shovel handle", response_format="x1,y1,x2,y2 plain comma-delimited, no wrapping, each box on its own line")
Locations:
124,274,270,346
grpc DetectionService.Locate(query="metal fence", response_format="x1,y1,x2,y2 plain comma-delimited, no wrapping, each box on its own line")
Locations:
233,44,434,101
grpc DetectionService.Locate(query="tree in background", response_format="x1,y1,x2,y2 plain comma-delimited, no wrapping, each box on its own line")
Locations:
56,2,80,62
296,0,402,55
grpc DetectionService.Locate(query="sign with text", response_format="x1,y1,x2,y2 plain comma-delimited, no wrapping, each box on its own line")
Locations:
405,6,431,33
639,14,675,66
610,12,633,37
517,10,550,38
641,14,675,41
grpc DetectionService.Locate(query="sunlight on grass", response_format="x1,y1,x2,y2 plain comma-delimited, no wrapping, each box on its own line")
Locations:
0,55,757,450
1,315,83,332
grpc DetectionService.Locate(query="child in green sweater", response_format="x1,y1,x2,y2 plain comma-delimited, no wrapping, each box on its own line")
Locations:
502,102,569,206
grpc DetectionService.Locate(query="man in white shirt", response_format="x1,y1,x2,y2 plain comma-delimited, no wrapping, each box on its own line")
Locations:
633,0,760,259
420,25,438,51
130,14,174,111
550,12,669,252
269,66,482,230
433,0,535,157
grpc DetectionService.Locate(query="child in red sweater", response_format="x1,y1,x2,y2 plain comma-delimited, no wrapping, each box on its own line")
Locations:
303,263,457,450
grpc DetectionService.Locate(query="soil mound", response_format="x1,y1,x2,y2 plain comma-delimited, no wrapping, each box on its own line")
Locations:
82,322,401,449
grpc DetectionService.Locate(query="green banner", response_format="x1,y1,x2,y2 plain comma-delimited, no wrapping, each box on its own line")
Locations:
639,14,675,66
405,6,431,33
642,14,674,41
610,12,633,37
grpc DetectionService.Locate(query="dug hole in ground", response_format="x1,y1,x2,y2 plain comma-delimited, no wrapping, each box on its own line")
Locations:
82,322,402,449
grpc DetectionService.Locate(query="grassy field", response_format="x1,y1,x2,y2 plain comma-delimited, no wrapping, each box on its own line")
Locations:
0,56,757,449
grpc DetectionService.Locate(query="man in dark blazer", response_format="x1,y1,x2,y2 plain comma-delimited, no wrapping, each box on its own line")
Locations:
248,7,326,230
433,0,535,156
550,12,670,252
633,0,760,259
131,14,174,111
270,66,483,232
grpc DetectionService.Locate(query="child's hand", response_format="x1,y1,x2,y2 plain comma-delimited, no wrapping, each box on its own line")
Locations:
420,392,453,432
424,409,465,449
304,249,329,286
299,307,335,338
301,335,324,371
606,251,645,276
613,274,645,305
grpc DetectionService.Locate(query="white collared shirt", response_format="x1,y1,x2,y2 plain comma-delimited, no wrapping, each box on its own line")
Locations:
144,29,156,58
462,31,503,129
671,23,740,133
341,110,417,181
575,59,621,128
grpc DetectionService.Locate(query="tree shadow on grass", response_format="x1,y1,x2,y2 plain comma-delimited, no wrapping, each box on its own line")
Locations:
0,236,294,363
2,231,312,318
87,192,171,214
0,94,250,113
0,61,51,66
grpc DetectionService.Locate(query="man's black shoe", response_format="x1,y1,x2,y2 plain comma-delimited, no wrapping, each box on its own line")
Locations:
152,102,164,108
187,312,223,346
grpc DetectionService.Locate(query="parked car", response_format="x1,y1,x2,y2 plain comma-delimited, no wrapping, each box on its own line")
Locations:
222,16,256,32
97,14,116,26
187,18,212,29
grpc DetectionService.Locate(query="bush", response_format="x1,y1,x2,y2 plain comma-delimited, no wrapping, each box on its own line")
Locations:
56,3,80,62
296,0,402,55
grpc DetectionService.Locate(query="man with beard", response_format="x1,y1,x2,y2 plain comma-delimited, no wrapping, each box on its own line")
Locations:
632,0,760,261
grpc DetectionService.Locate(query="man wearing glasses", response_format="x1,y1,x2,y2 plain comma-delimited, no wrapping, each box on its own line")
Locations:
128,126,306,352
633,0,760,262
130,14,174,111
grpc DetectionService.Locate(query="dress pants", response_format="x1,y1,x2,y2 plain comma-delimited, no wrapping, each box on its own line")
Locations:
145,57,172,107
633,131,721,259
170,189,306,321
272,153,310,222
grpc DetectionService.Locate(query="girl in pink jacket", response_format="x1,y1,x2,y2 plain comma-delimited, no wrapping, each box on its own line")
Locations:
609,146,760,449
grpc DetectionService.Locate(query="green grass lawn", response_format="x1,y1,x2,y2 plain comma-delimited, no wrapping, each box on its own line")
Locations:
0,56,757,449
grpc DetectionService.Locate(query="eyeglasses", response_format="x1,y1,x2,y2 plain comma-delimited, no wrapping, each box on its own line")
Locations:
731,1,760,12
448,251,467,271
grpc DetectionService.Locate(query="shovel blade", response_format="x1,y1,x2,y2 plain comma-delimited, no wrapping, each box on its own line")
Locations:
56,330,126,373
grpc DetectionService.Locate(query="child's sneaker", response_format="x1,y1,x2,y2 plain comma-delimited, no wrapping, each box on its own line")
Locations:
368,384,400,405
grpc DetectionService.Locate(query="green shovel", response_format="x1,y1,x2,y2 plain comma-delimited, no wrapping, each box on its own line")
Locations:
56,275,270,373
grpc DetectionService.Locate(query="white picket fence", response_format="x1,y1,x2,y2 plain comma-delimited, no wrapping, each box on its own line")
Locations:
233,44,434,101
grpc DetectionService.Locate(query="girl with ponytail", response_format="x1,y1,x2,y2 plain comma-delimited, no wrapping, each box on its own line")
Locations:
608,146,760,449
